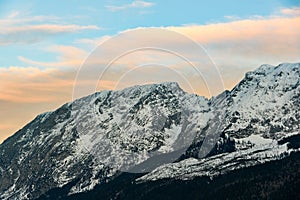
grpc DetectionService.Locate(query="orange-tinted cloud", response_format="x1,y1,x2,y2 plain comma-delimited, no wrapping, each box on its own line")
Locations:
18,45,89,68
167,16,300,44
1,10,300,143
16,14,299,99
0,67,74,103
74,15,300,92
4,14,300,103
166,15,300,89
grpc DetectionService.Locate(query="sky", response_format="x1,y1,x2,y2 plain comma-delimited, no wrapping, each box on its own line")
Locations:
0,0,300,143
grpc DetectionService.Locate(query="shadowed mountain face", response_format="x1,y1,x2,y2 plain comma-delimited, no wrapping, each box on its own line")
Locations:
0,63,300,200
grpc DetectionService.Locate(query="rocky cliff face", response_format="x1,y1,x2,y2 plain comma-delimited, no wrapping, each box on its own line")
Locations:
0,63,299,199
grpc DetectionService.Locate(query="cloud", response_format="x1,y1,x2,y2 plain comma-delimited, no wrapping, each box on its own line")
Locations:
75,14,300,92
0,24,100,45
75,36,112,49
0,24,100,35
18,45,89,68
167,15,300,88
0,66,74,102
7,11,20,18
280,6,300,16
12,12,299,100
224,15,241,21
0,13,60,26
167,17,300,44
106,1,154,12
0,63,121,143
0,12,100,45
1,6,300,143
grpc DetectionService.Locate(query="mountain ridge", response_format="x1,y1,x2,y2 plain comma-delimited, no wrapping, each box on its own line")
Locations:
0,62,299,199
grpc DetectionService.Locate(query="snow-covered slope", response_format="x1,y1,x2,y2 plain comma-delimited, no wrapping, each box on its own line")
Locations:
221,63,300,141
138,63,300,182
0,82,211,199
0,63,299,199
179,63,300,161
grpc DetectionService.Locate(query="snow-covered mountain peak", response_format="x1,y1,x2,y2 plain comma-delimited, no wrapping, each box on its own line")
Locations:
242,63,300,88
255,63,274,72
113,81,184,95
255,62,299,73
212,63,300,143
0,63,299,200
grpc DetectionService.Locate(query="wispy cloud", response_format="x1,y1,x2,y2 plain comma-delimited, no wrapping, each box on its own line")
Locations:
224,15,241,21
0,12,100,45
280,6,300,16
0,12,60,26
1,6,300,143
224,6,300,21
167,14,300,89
18,45,88,68
168,17,300,44
75,13,300,93
1,24,100,35
9,8,300,101
7,11,20,18
106,0,155,12
75,36,111,48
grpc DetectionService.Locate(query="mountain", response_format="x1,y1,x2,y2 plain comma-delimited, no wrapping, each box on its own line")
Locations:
0,63,299,199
